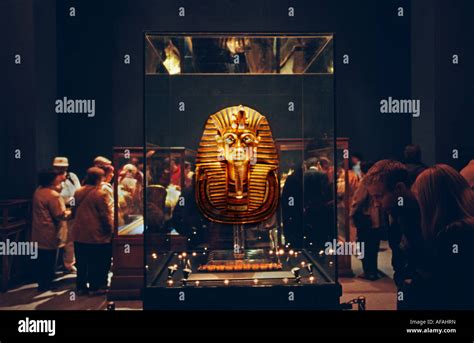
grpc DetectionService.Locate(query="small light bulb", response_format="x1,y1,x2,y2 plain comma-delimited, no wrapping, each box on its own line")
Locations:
224,279,229,286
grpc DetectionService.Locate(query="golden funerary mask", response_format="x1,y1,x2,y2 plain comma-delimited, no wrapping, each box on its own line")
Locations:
195,105,279,224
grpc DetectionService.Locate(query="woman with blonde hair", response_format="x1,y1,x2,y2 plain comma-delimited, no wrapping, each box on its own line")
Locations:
411,164,474,309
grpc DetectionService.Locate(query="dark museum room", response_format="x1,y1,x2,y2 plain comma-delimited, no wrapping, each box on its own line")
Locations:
0,0,473,339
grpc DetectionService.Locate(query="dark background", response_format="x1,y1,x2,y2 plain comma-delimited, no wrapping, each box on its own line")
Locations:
1,0,473,199
145,74,333,148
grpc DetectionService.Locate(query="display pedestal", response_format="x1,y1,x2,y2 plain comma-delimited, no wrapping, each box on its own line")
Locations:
108,234,144,300
144,249,341,310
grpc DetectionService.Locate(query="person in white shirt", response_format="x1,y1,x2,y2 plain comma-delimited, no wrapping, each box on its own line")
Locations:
52,157,81,273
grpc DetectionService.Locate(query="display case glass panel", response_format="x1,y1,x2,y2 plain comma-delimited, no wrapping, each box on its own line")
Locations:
144,33,339,309
114,148,145,235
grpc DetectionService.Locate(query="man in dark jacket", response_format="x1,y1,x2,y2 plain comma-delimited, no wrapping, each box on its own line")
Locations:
363,160,424,308
350,183,384,280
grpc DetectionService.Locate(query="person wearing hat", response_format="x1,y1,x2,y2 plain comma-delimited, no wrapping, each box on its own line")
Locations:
93,156,112,168
32,169,72,291
72,167,113,295
93,156,114,215
53,157,81,274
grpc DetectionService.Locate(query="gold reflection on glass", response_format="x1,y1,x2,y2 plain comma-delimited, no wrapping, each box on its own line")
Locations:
145,35,333,75
163,41,181,75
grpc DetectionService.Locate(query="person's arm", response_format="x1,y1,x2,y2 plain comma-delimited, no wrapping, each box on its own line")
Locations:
350,184,371,229
69,172,82,190
48,192,71,237
49,193,68,220
95,190,113,234
387,218,405,287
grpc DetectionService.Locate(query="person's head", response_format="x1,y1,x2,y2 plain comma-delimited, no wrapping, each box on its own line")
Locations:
52,157,69,182
184,161,191,172
305,157,320,170
170,158,180,172
412,164,474,240
364,159,410,213
98,165,114,183
84,167,105,186
93,156,112,168
350,152,363,167
319,157,330,171
404,144,422,164
121,164,137,179
38,169,63,188
130,157,139,166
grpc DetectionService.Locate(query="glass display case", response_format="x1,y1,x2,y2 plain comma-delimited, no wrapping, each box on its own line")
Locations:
114,148,145,236
109,147,145,299
143,33,341,309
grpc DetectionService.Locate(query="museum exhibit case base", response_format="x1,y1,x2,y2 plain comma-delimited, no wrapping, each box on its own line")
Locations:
108,234,144,300
144,248,341,310
108,148,145,300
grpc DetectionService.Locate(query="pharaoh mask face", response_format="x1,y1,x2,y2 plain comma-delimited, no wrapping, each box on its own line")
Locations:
195,105,279,224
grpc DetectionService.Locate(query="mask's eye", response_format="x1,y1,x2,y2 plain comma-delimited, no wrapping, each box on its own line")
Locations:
242,136,253,144
225,136,235,145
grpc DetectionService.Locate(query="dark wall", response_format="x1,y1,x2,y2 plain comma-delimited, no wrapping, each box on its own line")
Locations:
9,0,472,200
435,0,474,170
112,0,412,165
52,0,412,178
56,1,113,179
145,75,333,149
411,0,474,169
1,0,57,199
411,0,436,166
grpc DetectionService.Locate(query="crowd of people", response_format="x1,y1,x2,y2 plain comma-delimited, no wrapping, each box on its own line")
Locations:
31,156,115,295
350,145,474,309
29,145,474,309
